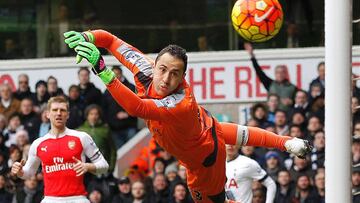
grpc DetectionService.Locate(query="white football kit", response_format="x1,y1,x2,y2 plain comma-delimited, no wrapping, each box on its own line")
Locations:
225,155,276,203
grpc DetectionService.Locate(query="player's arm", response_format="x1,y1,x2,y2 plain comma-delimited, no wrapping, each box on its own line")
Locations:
261,176,277,203
248,160,276,203
74,42,178,121
11,142,41,179
79,132,109,176
64,29,154,76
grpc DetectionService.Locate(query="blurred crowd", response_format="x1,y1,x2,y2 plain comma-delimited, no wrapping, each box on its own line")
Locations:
0,58,359,203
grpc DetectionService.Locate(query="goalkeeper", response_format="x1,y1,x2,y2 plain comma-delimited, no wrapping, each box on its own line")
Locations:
64,30,311,203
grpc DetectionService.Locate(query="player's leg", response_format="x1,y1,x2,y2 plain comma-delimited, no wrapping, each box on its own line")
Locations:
220,122,311,157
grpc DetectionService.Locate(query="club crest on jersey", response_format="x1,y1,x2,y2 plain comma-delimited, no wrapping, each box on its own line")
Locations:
68,140,76,150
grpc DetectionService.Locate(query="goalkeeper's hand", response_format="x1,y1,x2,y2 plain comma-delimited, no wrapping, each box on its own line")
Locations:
75,42,115,85
64,31,94,63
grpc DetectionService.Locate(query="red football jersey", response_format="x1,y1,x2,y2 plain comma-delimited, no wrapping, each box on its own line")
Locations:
22,128,102,197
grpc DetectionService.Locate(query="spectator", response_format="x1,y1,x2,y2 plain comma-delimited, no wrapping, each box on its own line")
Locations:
353,138,360,164
165,163,182,196
0,114,7,136
274,110,289,136
354,121,360,138
353,164,360,202
47,4,78,57
170,182,193,203
309,93,325,123
246,119,259,127
285,23,299,48
289,157,314,181
148,173,169,203
289,124,304,139
77,67,102,107
8,145,21,169
310,131,325,170
89,188,104,203
177,165,187,183
112,176,133,203
67,85,85,129
0,174,12,202
2,38,22,59
252,188,266,203
290,111,307,131
12,175,43,203
250,103,271,129
265,151,283,181
314,171,325,203
353,73,360,100
77,104,116,173
353,96,360,124
305,115,323,142
77,104,116,202
30,80,49,113
165,163,180,183
47,76,64,97
292,175,321,203
274,169,295,203
38,106,50,137
309,62,325,94
4,113,23,148
159,149,176,167
14,74,33,100
0,84,21,120
15,129,29,152
197,36,213,52
308,83,323,104
151,157,166,177
266,93,280,124
0,151,8,175
19,98,41,142
290,90,310,115
131,181,150,203
244,43,297,110
103,66,138,149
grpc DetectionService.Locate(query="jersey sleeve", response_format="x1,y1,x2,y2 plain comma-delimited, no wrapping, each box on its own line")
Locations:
22,141,41,179
106,78,189,122
248,159,268,181
91,29,154,88
80,132,109,175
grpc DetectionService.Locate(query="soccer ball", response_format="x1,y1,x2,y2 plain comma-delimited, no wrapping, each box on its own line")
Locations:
231,0,283,42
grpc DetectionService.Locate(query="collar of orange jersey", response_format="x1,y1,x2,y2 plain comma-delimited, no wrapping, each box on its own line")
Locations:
145,79,186,99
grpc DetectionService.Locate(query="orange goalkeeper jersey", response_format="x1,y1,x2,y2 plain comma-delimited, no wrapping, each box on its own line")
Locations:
91,30,220,170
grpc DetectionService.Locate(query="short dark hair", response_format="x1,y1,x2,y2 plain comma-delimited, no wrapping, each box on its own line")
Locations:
155,44,188,73
112,65,122,72
84,104,103,119
267,93,280,100
317,61,325,70
78,67,90,75
68,84,80,92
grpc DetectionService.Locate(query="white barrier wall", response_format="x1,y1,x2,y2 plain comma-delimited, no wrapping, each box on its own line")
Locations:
0,46,359,104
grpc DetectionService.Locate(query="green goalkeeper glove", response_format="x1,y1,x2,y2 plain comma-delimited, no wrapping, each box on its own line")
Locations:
64,31,94,63
75,42,115,85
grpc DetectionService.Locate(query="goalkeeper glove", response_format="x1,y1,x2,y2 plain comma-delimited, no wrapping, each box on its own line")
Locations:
75,42,115,85
64,31,94,63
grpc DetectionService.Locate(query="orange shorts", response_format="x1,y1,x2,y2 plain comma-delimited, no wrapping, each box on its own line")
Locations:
186,120,227,203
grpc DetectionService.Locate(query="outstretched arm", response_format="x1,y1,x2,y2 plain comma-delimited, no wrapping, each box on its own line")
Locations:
91,29,154,76
74,42,178,122
244,43,273,90
64,30,154,76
